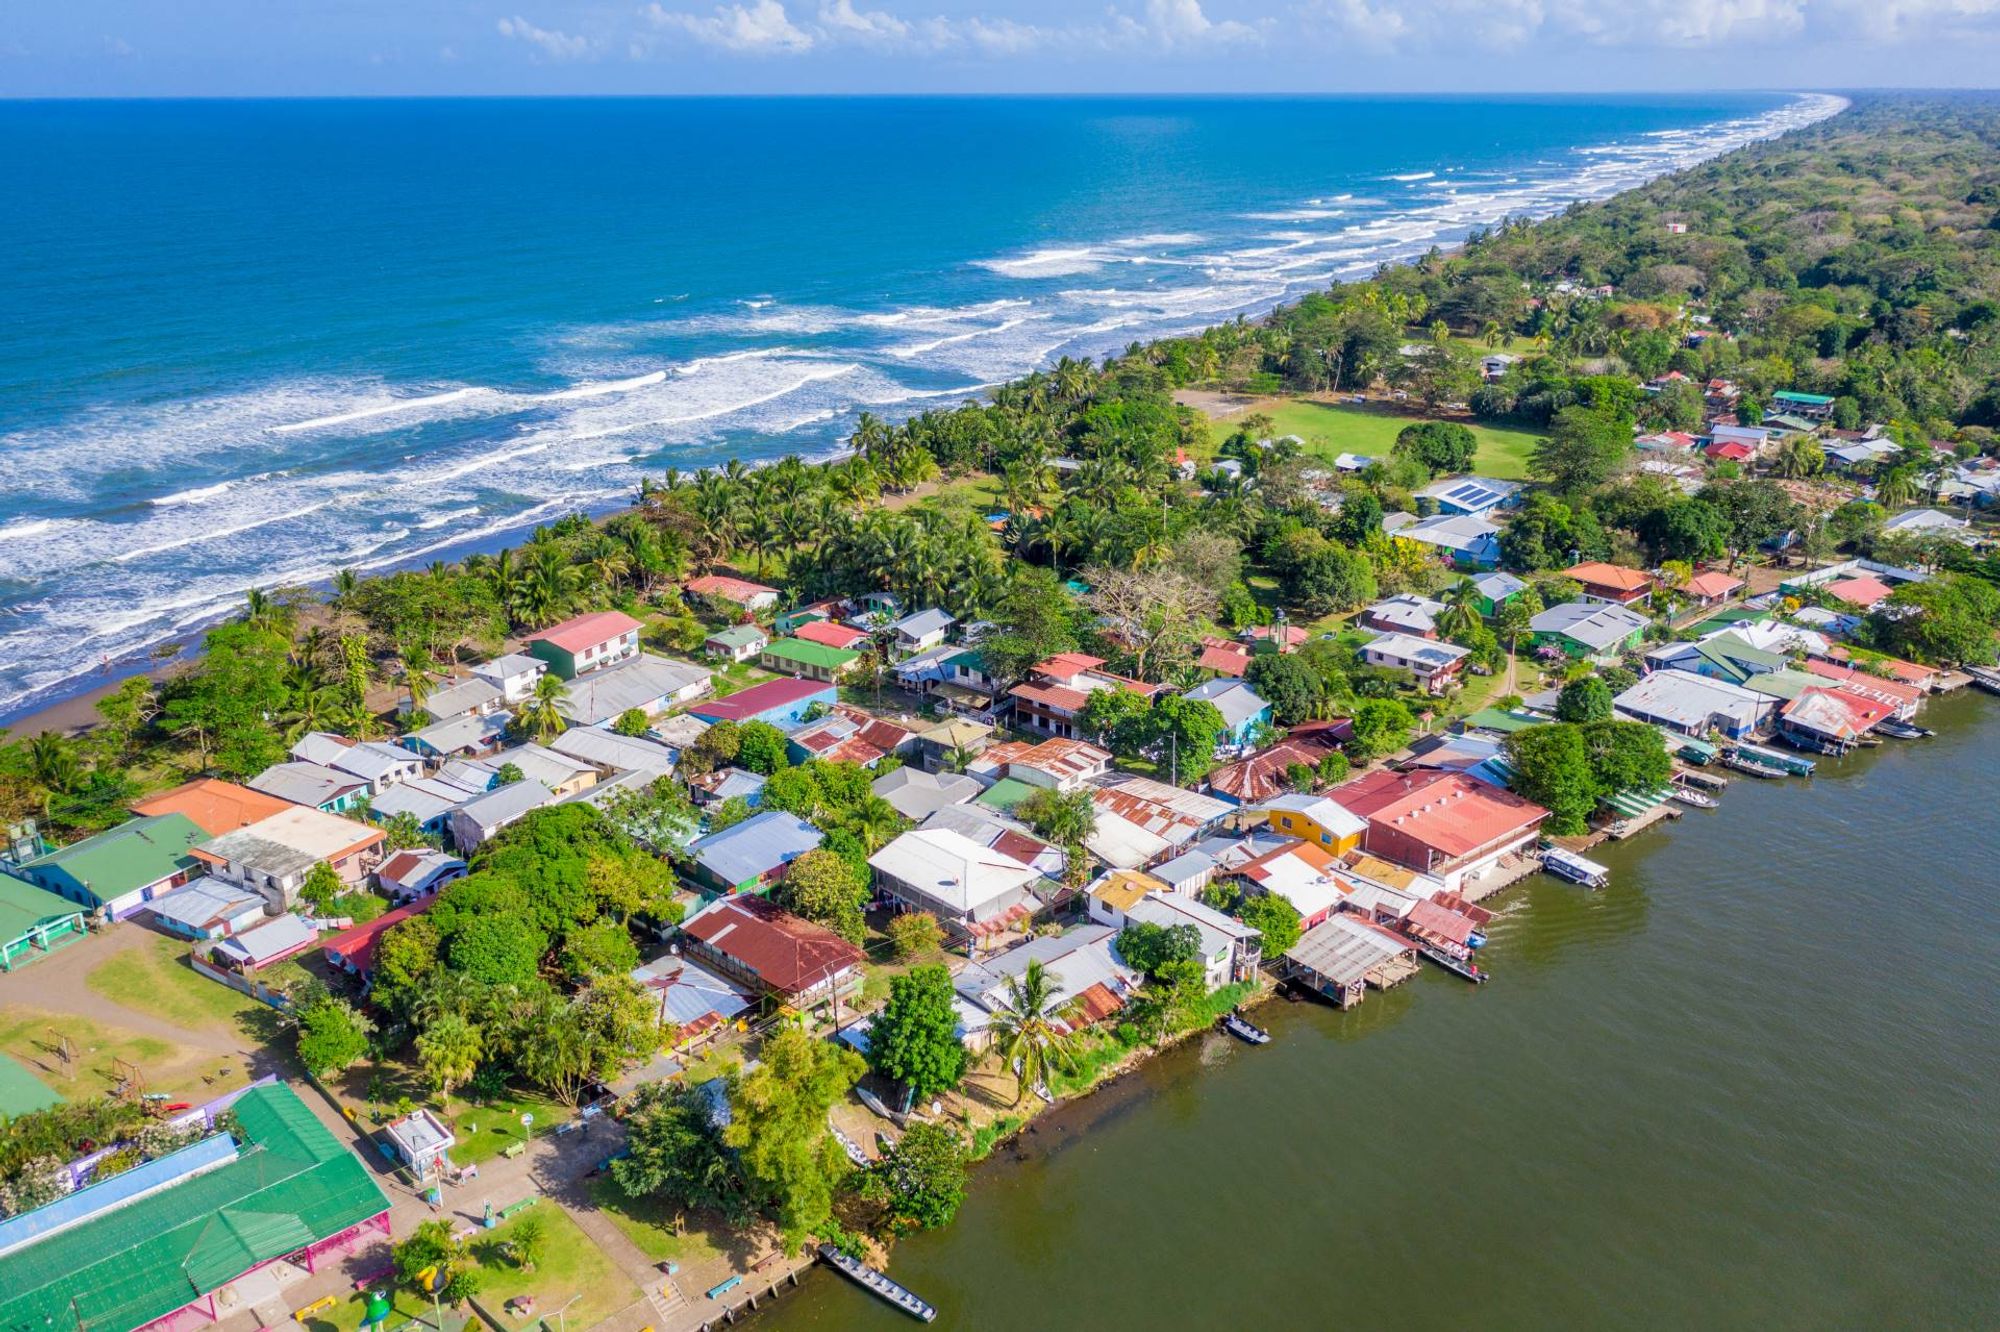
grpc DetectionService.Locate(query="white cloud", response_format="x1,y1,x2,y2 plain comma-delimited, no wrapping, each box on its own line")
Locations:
496,15,594,59
641,0,1264,56
1298,0,1999,48
646,0,817,52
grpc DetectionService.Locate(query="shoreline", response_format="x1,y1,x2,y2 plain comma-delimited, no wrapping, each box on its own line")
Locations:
0,91,1845,732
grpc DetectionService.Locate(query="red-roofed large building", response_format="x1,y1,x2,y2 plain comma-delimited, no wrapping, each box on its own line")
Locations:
523,610,643,679
679,894,863,1006
1799,658,1922,718
1007,654,1164,739
1329,769,1548,893
685,574,780,612
1563,561,1657,606
1779,687,1897,752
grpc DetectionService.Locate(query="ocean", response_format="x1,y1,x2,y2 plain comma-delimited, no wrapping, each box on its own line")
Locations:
0,92,1842,719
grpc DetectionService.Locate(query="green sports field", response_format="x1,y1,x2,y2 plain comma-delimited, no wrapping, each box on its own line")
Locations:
1207,397,1545,480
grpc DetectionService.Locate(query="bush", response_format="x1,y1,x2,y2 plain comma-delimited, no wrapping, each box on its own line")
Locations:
887,911,943,959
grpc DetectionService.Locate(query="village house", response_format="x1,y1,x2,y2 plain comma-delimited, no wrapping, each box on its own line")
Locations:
523,609,644,680
1779,687,1897,752
1360,632,1470,694
1612,671,1773,739
1529,602,1650,664
1392,512,1503,569
872,766,983,821
1229,839,1348,930
688,767,766,809
1085,872,1260,988
1256,791,1366,854
1180,677,1273,749
688,677,838,728
15,814,207,920
1241,624,1310,655
787,705,918,768
1085,775,1235,870
247,761,370,815
1007,652,1163,739
1197,636,1255,677
1470,571,1527,617
406,673,504,721
208,913,320,976
870,827,1045,948
1563,561,1656,606
141,878,269,942
131,778,292,838
1778,558,1927,604
679,894,864,1009
1799,658,1924,720
446,779,555,852
686,573,781,614
629,951,754,1053
547,725,678,782
1880,508,1973,541
1681,570,1745,608
1645,631,1787,688
888,607,955,659
1203,719,1351,805
362,765,494,838
400,710,510,762
488,743,598,796
1415,475,1522,516
703,623,769,663
374,848,467,904
759,636,864,683
1770,389,1836,421
790,616,872,651
1329,768,1548,893
930,648,1007,718
955,924,1138,1039
1708,423,1774,457
468,652,547,704
686,809,822,895
290,732,423,795
189,806,386,912
1360,594,1446,638
912,717,994,774
921,804,1067,881
969,736,1114,791
558,653,714,728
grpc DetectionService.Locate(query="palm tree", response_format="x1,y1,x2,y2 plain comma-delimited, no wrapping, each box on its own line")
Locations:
1877,465,1918,510
1438,577,1484,640
513,672,568,742
396,649,435,712
835,794,906,855
27,733,81,810
990,959,1079,1105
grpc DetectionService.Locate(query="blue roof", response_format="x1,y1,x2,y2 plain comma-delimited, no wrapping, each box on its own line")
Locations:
688,810,822,886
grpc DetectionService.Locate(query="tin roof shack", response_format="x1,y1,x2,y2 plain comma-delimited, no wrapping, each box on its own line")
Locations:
630,953,753,1051
679,894,864,1011
1281,914,1420,1009
686,810,822,895
208,913,319,975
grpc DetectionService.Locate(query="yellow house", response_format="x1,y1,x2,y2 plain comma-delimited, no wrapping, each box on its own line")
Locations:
1259,793,1365,855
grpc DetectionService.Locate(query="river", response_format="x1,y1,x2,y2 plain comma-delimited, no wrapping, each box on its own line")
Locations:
774,690,2000,1330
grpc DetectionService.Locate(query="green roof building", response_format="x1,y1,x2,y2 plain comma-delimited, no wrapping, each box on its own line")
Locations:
14,813,206,921
0,871,87,972
0,1083,391,1332
976,777,1037,812
758,637,863,683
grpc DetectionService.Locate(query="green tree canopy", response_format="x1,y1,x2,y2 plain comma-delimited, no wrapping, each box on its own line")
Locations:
866,963,968,1101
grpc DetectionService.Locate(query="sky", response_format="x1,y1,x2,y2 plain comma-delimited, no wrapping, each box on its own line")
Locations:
4,0,2000,96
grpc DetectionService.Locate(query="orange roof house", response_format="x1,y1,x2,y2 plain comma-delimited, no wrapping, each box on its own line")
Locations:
1821,575,1895,609
132,779,293,839
1682,571,1744,604
1562,562,1656,606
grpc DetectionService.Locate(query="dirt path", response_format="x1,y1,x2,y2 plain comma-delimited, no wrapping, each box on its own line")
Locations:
0,926,250,1057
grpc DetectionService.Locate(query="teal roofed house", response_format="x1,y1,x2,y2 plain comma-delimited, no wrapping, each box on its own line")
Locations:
15,813,206,921
1771,390,1836,420
0,872,88,972
0,1083,391,1332
758,636,863,683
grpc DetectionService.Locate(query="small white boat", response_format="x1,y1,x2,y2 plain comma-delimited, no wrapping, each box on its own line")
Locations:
1543,846,1611,889
1668,786,1717,809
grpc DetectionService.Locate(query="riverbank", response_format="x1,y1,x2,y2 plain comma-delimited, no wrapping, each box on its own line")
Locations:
776,687,2000,1330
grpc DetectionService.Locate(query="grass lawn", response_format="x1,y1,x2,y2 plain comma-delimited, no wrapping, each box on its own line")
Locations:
467,1205,641,1332
1208,397,1545,480
85,933,265,1033
437,1089,573,1166
303,1286,437,1332
0,1004,249,1103
707,661,778,699
584,1175,730,1269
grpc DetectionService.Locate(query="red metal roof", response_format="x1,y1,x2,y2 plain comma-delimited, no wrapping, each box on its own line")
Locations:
323,900,430,974
1683,571,1744,599
1563,561,1654,593
523,609,643,655
793,619,871,650
1205,721,1351,803
1198,643,1254,674
681,895,862,997
1009,680,1092,713
1800,657,1922,709
1333,768,1547,862
685,574,779,605
1822,575,1895,608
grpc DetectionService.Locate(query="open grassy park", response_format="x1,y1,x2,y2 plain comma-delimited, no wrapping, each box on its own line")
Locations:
85,932,267,1032
1205,396,1546,479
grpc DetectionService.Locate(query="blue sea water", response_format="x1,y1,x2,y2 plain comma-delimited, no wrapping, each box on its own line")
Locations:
0,92,1841,718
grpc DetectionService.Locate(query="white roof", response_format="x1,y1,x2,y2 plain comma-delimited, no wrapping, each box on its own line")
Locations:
424,676,503,720
406,710,510,756
473,653,547,682
1396,512,1501,556
1179,678,1270,730
1245,850,1347,921
869,828,1038,914
453,778,557,832
1124,891,1256,959
1363,631,1470,671
1085,810,1173,871
145,880,266,931
198,806,382,877
1364,595,1446,634
559,654,712,727
1256,792,1367,840
548,726,677,776
1614,672,1769,730
213,913,318,968
1881,507,1970,535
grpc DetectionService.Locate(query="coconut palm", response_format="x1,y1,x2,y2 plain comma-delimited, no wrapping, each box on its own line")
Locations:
513,672,568,742
27,732,81,808
1438,577,1484,640
1877,465,1919,510
990,959,1080,1105
396,649,436,712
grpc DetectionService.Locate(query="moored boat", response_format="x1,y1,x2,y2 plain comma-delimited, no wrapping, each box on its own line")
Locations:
1877,718,1932,739
1668,785,1717,809
1722,752,1784,778
1966,666,2000,695
1219,1012,1272,1045
1543,846,1611,889
817,1245,937,1322
1417,942,1488,984
1732,741,1815,775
